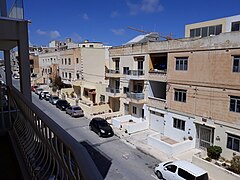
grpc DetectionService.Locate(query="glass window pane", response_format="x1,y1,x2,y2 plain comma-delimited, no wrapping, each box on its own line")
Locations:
233,139,240,151
230,99,236,111
227,136,233,149
202,27,208,37
216,25,222,35
190,29,195,37
196,28,201,37
184,60,188,70
209,26,215,35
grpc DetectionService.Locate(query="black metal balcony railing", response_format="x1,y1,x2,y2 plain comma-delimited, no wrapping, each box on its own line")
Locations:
1,85,102,180
106,69,120,74
127,92,144,100
106,87,120,94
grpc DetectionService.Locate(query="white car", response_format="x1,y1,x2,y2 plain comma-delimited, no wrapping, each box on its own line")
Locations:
13,74,20,79
154,160,209,180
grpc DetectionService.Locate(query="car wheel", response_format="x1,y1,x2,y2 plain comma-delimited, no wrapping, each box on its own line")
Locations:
156,171,163,179
98,131,101,137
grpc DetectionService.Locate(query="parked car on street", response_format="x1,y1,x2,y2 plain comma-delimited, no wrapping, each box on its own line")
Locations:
56,99,70,111
89,117,114,137
154,160,209,180
35,88,44,95
66,105,84,117
13,74,20,79
31,85,39,92
39,91,50,100
49,95,59,105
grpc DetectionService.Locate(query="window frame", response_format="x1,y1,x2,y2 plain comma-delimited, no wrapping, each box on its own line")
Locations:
174,89,187,102
232,56,240,72
173,118,186,131
132,106,137,114
229,96,240,113
175,57,188,71
227,133,240,152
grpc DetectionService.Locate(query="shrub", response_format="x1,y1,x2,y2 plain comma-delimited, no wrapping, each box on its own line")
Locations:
204,157,212,162
229,156,240,174
207,146,222,160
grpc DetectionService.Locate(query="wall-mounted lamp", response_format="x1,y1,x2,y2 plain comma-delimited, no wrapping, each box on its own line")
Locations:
216,136,220,141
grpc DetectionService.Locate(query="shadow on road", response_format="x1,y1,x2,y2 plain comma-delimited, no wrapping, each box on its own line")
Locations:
80,141,112,178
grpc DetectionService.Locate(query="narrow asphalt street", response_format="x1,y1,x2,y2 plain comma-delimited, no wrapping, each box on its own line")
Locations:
32,93,160,180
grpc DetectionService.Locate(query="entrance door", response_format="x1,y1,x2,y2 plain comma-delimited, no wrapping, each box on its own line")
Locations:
197,125,214,149
150,111,164,134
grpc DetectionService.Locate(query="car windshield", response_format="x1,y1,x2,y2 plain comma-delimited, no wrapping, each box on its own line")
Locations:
196,173,209,180
53,97,59,100
73,107,81,110
98,120,108,127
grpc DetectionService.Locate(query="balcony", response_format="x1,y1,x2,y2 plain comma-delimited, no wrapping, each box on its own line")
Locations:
126,92,145,104
148,69,167,82
0,85,103,179
106,87,121,97
126,70,145,80
105,69,122,78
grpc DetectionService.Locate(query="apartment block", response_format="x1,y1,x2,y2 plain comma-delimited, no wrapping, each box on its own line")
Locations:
109,29,240,159
185,14,240,38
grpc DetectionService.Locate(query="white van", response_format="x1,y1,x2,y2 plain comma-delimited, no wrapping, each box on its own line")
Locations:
155,160,209,180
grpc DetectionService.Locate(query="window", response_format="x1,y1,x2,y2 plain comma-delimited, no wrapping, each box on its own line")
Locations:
165,165,177,173
123,67,129,74
233,56,240,72
65,72,67,78
100,95,105,103
173,118,185,131
178,168,195,180
123,87,129,94
82,45,85,47
227,133,240,152
189,25,222,37
176,57,188,71
68,58,71,65
174,89,187,102
65,58,67,64
62,72,64,77
230,96,240,113
76,73,80,79
62,59,63,64
132,106,137,114
231,21,240,31
115,59,120,71
89,45,94,48
69,73,71,79
76,58,79,64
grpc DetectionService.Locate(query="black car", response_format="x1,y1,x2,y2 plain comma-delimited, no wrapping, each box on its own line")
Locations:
56,99,70,111
89,117,114,137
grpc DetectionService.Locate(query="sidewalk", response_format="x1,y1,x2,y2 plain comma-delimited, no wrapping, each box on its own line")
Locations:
112,127,201,163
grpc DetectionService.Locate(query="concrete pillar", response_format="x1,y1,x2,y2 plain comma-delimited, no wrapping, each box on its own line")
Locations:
0,0,7,17
18,22,31,101
4,50,13,86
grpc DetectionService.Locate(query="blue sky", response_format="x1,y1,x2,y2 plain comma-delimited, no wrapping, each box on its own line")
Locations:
8,0,240,47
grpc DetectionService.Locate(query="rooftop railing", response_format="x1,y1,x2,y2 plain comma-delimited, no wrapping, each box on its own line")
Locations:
1,85,102,179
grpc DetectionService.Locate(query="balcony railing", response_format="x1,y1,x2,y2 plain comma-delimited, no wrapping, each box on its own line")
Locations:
1,85,102,180
106,87,120,94
106,69,120,74
0,0,24,19
127,70,144,76
127,92,144,100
